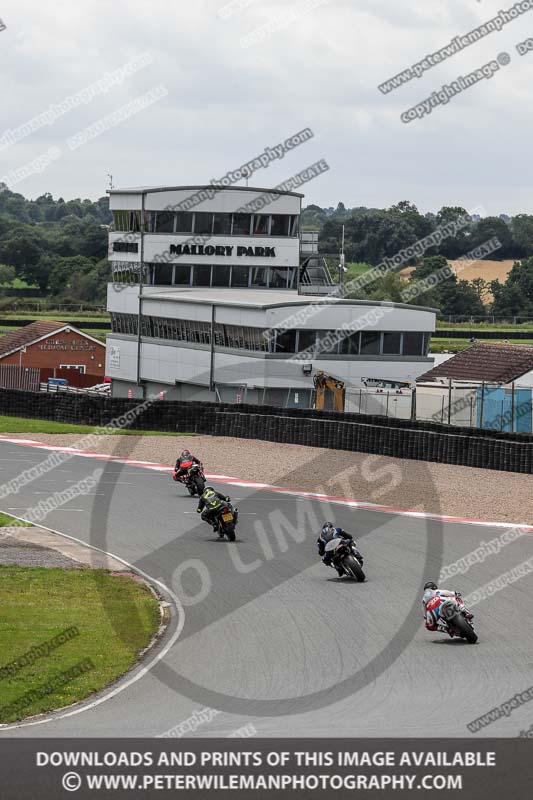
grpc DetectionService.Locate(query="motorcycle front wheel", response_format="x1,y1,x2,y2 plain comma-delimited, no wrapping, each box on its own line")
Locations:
194,476,206,495
343,554,365,582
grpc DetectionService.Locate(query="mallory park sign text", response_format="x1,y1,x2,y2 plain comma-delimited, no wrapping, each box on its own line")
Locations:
169,244,276,257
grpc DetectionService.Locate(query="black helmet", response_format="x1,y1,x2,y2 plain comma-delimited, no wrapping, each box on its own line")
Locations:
424,581,438,591
181,449,192,458
204,486,214,493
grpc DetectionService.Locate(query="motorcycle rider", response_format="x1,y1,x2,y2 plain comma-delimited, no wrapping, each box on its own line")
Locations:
174,449,202,482
197,486,232,533
422,580,473,635
317,522,363,578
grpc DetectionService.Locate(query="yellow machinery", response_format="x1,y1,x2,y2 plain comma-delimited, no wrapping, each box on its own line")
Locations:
313,371,345,412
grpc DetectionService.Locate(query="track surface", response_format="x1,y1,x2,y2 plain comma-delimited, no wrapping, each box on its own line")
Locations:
0,439,532,738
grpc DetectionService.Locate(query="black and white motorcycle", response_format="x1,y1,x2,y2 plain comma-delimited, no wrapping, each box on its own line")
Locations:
324,538,366,581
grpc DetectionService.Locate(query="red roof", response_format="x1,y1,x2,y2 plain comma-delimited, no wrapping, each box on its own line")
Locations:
419,342,533,384
0,320,77,359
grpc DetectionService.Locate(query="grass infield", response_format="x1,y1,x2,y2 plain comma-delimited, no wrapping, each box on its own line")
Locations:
0,565,160,723
0,415,191,436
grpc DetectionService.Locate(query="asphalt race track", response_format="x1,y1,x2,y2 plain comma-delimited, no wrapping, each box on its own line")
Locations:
0,439,532,738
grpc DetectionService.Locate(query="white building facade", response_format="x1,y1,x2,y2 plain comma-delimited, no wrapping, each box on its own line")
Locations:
106,185,436,405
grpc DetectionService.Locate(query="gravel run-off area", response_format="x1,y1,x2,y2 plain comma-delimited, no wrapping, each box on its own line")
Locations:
4,432,533,526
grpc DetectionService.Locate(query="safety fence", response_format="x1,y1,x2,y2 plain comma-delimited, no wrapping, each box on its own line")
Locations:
1,388,533,473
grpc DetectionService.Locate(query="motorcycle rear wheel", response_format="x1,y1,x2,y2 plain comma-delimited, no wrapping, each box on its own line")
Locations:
224,523,236,542
451,614,478,643
343,554,365,582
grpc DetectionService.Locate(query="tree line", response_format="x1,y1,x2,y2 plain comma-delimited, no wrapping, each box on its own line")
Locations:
302,200,533,317
0,187,111,303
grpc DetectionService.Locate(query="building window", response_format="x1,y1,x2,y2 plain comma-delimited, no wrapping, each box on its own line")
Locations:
289,215,299,237
231,265,249,287
175,212,193,233
232,213,252,235
269,268,288,288
403,331,424,356
250,267,268,287
275,330,296,353
154,211,175,233
174,265,191,285
192,265,211,286
60,364,86,373
213,213,232,234
382,331,402,355
194,212,213,235
360,331,381,355
340,332,360,355
112,211,130,231
317,332,339,354
252,214,269,235
212,265,230,286
153,264,173,285
297,330,317,353
270,214,290,236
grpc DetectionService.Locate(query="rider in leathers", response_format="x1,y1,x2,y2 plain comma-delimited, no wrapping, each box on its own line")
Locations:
422,581,473,636
317,522,363,577
174,449,202,482
197,486,232,531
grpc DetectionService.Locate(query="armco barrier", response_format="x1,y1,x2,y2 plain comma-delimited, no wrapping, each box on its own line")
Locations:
1,388,533,473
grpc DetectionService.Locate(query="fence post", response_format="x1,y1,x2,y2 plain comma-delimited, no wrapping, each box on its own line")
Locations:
479,382,486,428
447,379,452,425
441,396,445,423
469,397,473,427
511,382,515,433
385,392,390,417
410,386,417,420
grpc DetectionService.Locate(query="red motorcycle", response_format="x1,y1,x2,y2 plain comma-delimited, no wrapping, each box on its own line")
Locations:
173,461,206,497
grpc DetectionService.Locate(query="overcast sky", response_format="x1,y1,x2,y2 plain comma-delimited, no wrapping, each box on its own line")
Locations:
1,0,531,214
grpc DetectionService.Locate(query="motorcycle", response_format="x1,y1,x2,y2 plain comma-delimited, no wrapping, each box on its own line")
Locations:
426,594,478,644
324,538,365,581
173,461,206,496
212,502,239,542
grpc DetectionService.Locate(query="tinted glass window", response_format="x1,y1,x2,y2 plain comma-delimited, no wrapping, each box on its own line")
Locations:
360,331,381,354
269,268,288,288
232,214,252,235
194,212,213,235
173,265,191,285
175,212,193,233
297,330,317,353
403,332,424,355
153,264,173,285
383,332,402,354
253,215,269,235
154,211,175,233
231,265,249,287
340,331,360,355
270,215,290,236
317,332,339,354
192,265,211,286
275,330,296,353
212,265,230,286
251,267,268,287
213,213,232,234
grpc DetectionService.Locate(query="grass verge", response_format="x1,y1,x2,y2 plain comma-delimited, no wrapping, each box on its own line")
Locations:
0,512,31,527
0,566,160,723
0,415,192,436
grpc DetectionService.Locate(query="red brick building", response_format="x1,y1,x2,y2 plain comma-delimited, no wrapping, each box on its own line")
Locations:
0,321,106,388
